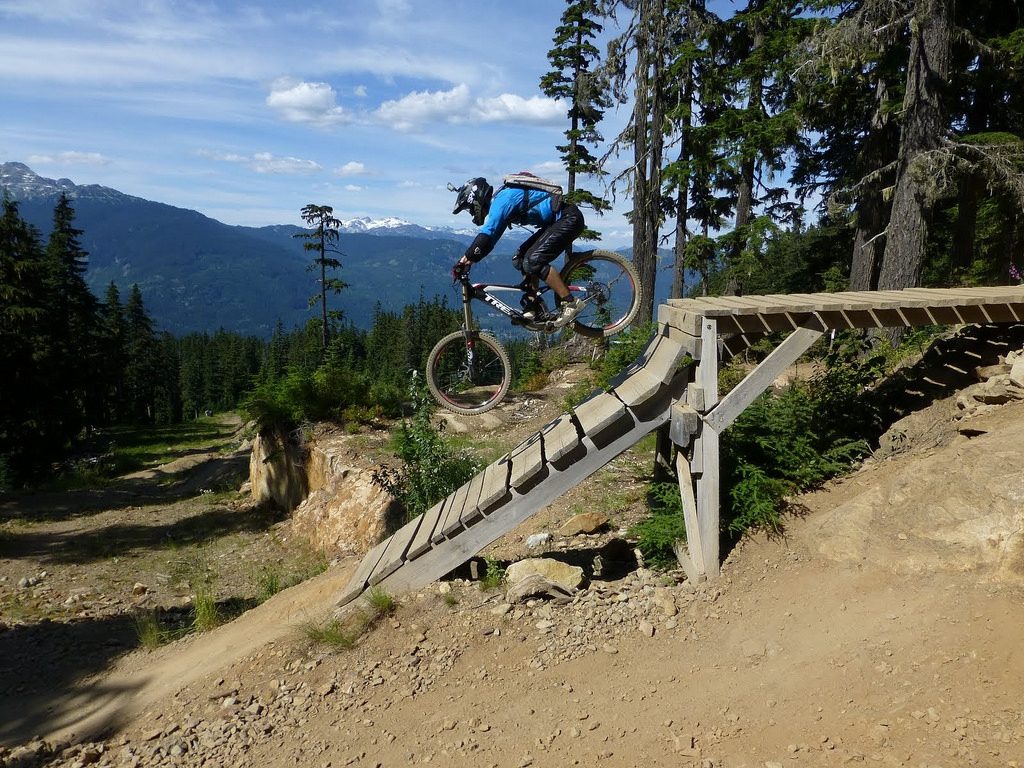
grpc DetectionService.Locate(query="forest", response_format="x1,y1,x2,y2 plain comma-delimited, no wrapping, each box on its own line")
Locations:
2,0,1023,494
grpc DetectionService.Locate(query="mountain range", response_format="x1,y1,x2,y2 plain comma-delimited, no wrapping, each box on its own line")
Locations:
0,162,544,336
2,162,671,337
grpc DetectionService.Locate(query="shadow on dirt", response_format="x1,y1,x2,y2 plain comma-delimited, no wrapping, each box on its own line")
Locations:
0,499,288,565
0,612,144,749
0,453,250,525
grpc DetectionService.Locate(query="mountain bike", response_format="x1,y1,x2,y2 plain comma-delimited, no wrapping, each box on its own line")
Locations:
426,249,642,416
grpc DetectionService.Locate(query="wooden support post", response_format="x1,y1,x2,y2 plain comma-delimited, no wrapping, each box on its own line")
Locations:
695,317,721,578
673,451,706,583
653,423,673,483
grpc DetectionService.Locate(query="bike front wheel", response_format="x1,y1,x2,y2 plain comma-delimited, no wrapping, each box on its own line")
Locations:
563,249,642,338
426,330,512,416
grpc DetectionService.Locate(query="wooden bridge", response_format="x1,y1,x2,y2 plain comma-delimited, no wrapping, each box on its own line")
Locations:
338,285,1024,606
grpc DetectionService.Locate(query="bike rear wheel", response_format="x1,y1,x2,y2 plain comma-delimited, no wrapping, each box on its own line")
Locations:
563,249,642,338
426,330,512,416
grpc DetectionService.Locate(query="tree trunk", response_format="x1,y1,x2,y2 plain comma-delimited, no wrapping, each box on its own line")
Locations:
725,27,765,297
849,79,892,291
876,0,953,293
631,0,665,325
951,174,980,275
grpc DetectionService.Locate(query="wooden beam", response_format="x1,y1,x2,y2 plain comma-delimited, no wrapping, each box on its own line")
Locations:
704,325,823,434
696,317,721,577
675,451,706,583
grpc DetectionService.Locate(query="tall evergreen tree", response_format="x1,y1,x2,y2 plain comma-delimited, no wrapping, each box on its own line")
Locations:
123,284,161,422
295,204,347,350
43,193,100,436
541,0,612,241
0,198,51,481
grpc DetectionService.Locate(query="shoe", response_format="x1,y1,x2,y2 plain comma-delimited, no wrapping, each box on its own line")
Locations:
521,297,548,322
551,296,585,328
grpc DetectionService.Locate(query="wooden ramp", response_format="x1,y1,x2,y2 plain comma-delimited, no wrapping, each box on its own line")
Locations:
338,285,1024,606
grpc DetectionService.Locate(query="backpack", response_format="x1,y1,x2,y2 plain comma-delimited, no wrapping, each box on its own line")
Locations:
502,171,563,223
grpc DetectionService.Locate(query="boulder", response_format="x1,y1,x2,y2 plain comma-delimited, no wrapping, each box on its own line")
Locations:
505,558,585,592
557,511,609,537
289,434,401,557
249,429,400,557
249,431,308,512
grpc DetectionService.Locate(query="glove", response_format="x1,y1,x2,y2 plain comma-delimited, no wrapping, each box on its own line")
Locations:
451,260,469,281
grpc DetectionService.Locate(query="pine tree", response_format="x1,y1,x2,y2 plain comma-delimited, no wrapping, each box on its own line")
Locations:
43,193,100,437
0,198,51,480
540,0,612,241
124,284,161,422
295,204,347,349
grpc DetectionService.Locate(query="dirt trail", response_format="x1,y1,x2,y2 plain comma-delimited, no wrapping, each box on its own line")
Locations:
2,364,1023,767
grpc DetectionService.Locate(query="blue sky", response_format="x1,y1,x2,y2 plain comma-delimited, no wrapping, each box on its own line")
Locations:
0,0,639,245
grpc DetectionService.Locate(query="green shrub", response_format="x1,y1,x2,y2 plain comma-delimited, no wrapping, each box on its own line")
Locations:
479,555,506,591
629,481,687,569
373,374,482,521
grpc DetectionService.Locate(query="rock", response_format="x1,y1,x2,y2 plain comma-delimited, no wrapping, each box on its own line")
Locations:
438,582,452,595
974,363,1011,381
1011,360,1024,388
525,532,552,549
638,621,655,637
132,583,148,596
652,587,678,617
505,574,576,604
505,558,585,592
557,512,609,537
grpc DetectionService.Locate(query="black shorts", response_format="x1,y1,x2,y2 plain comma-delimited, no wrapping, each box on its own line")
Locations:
513,203,585,279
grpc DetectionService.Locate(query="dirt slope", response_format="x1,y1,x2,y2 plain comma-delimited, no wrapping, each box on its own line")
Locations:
2,369,1024,767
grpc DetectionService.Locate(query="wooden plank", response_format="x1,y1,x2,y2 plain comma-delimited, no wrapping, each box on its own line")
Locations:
687,383,705,412
608,334,662,384
406,498,447,560
508,433,545,490
368,515,423,586
644,333,688,384
433,483,471,543
676,452,706,581
477,457,510,513
337,537,390,605
696,316,720,578
573,390,628,438
663,323,703,359
705,325,823,434
455,470,486,529
611,366,664,409
540,414,580,464
658,304,702,336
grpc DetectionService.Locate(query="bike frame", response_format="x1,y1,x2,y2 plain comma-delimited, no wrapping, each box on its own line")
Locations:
456,275,536,330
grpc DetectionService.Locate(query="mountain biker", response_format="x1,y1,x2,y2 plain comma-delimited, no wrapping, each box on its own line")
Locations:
450,175,585,326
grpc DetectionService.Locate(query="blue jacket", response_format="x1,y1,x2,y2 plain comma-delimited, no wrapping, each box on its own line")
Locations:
479,187,558,241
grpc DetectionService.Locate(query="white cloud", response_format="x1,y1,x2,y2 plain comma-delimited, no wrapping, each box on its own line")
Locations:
344,184,364,192
198,149,321,175
375,84,565,132
266,77,350,127
335,161,366,176
354,85,368,97
376,84,472,132
473,94,565,124
27,150,109,165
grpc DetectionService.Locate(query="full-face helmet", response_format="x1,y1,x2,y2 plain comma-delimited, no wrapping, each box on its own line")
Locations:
451,177,493,226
